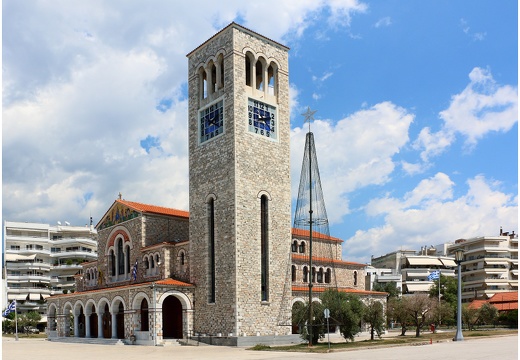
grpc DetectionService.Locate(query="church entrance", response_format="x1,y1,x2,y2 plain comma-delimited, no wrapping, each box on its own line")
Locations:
78,307,85,337
116,302,125,339
89,305,98,338
102,304,111,338
162,295,183,339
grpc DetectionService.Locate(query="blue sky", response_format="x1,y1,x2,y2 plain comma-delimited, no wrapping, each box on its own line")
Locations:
3,0,518,263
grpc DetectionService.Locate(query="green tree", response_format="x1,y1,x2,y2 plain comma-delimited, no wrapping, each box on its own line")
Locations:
320,289,364,342
363,300,385,340
292,300,325,345
429,275,458,310
387,297,409,336
18,311,41,334
404,294,436,337
462,304,479,331
431,300,455,328
373,281,401,299
478,303,498,326
498,309,518,328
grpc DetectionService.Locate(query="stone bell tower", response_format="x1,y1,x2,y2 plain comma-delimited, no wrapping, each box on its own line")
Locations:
187,23,291,343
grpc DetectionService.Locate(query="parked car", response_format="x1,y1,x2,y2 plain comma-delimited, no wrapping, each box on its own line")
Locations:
24,326,40,334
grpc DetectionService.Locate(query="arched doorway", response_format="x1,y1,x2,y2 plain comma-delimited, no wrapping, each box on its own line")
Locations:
78,306,86,337
89,304,98,338
162,295,183,339
292,301,306,334
102,303,111,339
116,302,125,339
140,298,149,331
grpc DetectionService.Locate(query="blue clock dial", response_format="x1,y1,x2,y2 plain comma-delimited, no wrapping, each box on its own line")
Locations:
199,100,224,144
247,98,277,140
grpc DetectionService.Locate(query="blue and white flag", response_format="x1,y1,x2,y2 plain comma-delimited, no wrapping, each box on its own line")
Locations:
132,259,138,281
2,300,16,317
428,270,440,281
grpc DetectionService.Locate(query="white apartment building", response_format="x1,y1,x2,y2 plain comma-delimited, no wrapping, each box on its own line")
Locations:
3,221,97,318
370,247,456,295
448,229,518,302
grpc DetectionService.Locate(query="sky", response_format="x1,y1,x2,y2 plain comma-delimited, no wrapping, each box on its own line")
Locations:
3,0,518,264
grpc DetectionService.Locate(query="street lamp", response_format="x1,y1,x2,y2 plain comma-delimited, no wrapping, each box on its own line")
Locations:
454,248,464,342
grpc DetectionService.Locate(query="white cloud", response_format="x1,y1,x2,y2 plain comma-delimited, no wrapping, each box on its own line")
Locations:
414,67,518,161
345,174,518,263
374,17,392,28
290,102,414,224
3,0,370,226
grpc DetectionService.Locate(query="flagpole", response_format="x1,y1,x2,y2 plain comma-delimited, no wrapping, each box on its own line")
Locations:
15,302,19,341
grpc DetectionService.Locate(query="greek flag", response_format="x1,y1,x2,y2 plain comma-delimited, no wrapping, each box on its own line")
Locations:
428,270,440,281
2,300,16,317
132,259,138,281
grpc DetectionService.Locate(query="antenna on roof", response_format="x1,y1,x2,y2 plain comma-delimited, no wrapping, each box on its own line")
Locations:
65,221,70,226
57,221,62,225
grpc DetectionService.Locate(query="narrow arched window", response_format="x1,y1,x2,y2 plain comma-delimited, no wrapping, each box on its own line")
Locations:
325,268,331,284
110,250,116,276
317,268,324,283
180,251,185,265
299,242,305,254
125,245,130,275
291,240,297,253
245,54,252,86
291,265,296,282
303,266,308,283
260,195,269,301
354,271,358,286
312,267,316,283
255,59,264,90
208,198,216,303
117,239,124,275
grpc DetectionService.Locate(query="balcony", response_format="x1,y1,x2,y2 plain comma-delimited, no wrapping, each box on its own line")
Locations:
6,262,51,271
7,273,51,281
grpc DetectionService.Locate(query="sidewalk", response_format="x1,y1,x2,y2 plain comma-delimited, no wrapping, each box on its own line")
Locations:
3,333,518,360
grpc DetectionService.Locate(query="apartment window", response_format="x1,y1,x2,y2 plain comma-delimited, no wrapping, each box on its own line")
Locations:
26,245,33,250
35,245,43,250
10,246,20,250
51,247,61,253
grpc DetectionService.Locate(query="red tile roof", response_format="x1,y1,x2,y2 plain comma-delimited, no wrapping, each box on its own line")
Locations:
117,199,189,218
291,254,366,267
292,228,343,242
468,299,488,310
47,278,194,299
489,291,518,303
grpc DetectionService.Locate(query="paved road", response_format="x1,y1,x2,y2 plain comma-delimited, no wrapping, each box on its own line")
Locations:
2,335,517,360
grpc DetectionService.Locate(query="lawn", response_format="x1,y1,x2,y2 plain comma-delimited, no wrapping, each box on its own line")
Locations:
249,329,518,353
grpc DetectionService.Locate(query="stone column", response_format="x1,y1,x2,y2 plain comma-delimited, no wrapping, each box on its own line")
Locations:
85,313,91,338
111,312,117,339
97,312,103,338
73,313,79,337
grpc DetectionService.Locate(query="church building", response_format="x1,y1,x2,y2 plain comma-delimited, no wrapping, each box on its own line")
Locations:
46,23,385,346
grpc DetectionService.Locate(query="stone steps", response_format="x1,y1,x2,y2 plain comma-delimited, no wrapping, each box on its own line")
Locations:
48,337,125,346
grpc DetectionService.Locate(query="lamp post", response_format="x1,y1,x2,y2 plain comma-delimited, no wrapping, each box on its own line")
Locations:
454,248,464,342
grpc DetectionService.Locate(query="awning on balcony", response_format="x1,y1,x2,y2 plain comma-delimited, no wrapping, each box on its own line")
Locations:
405,282,433,292
29,293,41,301
7,294,28,301
440,259,457,267
41,294,51,299
484,259,509,265
5,254,37,262
406,257,443,266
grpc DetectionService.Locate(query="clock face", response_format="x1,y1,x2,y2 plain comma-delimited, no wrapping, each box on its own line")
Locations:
248,98,277,140
199,100,224,144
